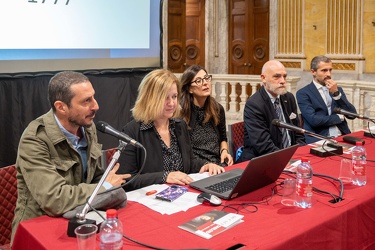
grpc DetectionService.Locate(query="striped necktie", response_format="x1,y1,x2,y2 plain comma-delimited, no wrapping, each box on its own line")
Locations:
322,87,338,137
274,98,290,148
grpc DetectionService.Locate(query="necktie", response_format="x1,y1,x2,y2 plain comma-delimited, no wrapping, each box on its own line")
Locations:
322,87,338,137
274,98,289,148
322,87,332,114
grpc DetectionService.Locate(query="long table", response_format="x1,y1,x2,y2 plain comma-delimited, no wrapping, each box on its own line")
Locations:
12,131,375,250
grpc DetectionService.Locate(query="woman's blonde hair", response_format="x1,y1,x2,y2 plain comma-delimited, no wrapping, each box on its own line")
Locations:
132,69,181,123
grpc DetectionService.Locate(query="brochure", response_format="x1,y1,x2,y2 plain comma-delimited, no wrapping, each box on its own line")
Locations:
178,210,244,239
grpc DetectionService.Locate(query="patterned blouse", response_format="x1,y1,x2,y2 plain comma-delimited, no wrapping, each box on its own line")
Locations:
190,105,220,165
140,119,183,182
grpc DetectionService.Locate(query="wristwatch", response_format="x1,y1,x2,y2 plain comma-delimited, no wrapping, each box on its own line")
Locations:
332,91,340,97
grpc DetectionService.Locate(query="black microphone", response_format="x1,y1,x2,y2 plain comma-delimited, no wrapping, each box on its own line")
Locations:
272,119,343,157
333,107,370,120
271,119,338,144
96,121,143,148
271,119,305,134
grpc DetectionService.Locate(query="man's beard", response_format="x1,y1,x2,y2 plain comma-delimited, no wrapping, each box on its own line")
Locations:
68,111,96,128
268,85,287,96
317,76,331,86
68,117,90,128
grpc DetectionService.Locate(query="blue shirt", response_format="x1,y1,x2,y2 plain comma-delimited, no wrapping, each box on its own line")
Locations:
54,115,112,189
54,115,88,180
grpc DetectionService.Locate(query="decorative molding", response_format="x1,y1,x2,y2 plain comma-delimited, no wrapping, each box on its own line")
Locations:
281,61,302,68
275,58,305,70
169,45,182,61
332,63,356,71
186,45,198,60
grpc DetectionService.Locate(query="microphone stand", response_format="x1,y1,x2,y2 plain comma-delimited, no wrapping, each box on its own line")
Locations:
283,128,343,157
299,131,343,157
67,140,127,237
302,130,338,145
363,118,375,138
334,109,375,138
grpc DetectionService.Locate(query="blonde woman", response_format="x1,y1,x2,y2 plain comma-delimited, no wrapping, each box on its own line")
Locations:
117,69,224,191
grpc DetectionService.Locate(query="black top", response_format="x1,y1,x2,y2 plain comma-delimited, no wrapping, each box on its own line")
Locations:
141,121,183,182
190,105,220,164
188,103,227,165
117,118,205,191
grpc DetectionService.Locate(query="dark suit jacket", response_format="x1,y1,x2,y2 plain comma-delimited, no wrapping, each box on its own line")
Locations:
237,86,305,163
117,118,204,191
296,82,356,144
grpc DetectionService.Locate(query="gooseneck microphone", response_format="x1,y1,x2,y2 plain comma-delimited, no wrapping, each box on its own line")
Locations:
271,119,338,144
333,107,370,120
271,119,305,134
96,121,143,148
67,140,128,237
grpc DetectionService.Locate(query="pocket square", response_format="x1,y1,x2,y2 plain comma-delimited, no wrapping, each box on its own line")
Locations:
289,112,297,120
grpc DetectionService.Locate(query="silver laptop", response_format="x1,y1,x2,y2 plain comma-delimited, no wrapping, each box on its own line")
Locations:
189,145,299,200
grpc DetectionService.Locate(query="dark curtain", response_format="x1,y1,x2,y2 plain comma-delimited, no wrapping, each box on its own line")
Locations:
0,68,156,168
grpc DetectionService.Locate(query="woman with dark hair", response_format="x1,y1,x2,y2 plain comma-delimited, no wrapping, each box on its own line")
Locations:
180,65,233,167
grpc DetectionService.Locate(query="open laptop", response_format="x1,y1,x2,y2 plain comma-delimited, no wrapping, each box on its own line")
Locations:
190,145,299,200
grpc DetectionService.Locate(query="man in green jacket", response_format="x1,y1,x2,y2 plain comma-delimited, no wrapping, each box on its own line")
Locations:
11,71,130,244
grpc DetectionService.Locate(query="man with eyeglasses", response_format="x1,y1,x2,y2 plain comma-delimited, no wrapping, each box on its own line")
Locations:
237,60,305,163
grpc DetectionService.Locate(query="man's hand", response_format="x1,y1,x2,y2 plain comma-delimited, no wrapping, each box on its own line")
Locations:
325,79,339,93
105,163,131,187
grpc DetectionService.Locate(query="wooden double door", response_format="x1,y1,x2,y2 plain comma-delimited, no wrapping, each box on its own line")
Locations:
167,0,205,73
167,0,269,74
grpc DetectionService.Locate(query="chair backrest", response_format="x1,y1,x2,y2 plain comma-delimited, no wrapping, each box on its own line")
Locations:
228,121,244,157
0,164,17,246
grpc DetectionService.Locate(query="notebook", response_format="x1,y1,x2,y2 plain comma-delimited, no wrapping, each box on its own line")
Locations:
189,145,299,200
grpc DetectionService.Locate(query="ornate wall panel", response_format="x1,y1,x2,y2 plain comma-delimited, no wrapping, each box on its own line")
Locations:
275,0,305,69
277,0,303,55
326,0,361,56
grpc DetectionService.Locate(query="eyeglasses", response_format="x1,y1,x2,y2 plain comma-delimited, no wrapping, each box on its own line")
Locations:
191,75,212,86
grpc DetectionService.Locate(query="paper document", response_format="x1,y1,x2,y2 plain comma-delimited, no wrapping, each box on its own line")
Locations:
126,184,202,215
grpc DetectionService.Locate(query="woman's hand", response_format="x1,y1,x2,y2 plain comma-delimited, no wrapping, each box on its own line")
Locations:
199,163,225,176
166,171,193,185
221,150,234,166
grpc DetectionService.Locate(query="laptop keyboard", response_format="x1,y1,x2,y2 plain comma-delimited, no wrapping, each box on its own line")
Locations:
205,176,241,193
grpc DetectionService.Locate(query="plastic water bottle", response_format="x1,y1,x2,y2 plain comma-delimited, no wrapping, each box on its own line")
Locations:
351,141,367,186
100,209,123,250
295,157,313,208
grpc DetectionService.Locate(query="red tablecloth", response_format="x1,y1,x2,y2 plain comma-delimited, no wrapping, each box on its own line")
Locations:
12,131,375,250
